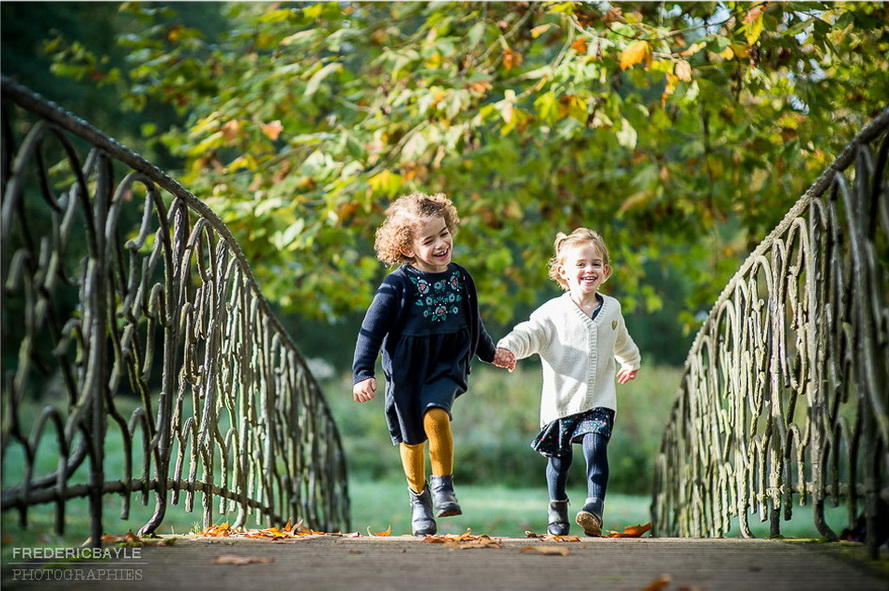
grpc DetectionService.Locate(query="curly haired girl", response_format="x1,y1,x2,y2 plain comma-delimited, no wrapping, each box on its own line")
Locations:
352,192,514,535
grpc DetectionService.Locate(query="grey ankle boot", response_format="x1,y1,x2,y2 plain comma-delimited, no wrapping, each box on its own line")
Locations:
408,485,437,536
429,474,462,517
547,500,570,536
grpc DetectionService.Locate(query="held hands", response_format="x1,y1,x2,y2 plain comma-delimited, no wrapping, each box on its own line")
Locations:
353,377,377,402
616,368,638,385
492,347,517,372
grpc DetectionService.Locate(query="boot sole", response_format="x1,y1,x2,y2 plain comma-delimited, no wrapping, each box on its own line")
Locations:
575,511,602,536
436,506,462,517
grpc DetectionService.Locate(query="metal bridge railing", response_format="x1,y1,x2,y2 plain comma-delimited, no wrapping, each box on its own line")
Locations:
652,108,889,558
1,78,350,546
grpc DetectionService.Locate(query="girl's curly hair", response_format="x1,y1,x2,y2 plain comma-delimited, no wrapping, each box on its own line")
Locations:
374,192,460,267
547,228,611,290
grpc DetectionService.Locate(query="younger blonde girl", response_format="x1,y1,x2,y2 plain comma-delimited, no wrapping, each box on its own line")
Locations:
498,228,640,536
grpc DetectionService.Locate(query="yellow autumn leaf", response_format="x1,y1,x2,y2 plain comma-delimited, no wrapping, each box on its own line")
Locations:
680,41,706,57
530,23,555,38
620,40,650,70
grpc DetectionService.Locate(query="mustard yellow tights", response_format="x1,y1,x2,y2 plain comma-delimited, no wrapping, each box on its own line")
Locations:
399,408,453,493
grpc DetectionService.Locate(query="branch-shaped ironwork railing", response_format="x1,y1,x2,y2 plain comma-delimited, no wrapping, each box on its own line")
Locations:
652,108,889,558
1,78,350,546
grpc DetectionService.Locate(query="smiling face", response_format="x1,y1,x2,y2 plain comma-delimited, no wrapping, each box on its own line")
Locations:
402,215,453,273
558,243,611,298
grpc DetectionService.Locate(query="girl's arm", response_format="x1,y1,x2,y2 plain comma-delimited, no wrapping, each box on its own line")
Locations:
352,275,401,386
613,310,641,383
496,310,552,360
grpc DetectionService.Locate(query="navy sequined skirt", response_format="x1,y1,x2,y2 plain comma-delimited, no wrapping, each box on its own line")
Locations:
531,407,615,458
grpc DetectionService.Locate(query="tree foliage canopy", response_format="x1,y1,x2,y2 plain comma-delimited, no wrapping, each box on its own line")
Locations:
50,1,889,327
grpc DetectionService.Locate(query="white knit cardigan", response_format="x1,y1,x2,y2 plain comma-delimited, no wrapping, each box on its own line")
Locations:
497,293,641,427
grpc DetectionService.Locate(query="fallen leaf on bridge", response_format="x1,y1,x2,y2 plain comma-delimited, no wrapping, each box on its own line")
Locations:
423,530,502,549
85,531,175,547
606,522,652,538
640,573,671,591
367,526,392,537
196,522,238,537
521,545,570,556
100,531,141,545
195,519,359,539
244,527,298,540
525,531,581,542
211,554,274,566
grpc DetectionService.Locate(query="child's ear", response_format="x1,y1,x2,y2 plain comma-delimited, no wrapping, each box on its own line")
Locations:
400,245,414,259
603,264,613,282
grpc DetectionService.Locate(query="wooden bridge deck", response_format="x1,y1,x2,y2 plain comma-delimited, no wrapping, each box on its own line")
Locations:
3,535,887,591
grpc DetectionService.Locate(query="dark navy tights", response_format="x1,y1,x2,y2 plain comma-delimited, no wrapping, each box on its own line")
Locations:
546,432,609,516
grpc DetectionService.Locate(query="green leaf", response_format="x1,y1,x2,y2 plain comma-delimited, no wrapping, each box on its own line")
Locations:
304,62,342,97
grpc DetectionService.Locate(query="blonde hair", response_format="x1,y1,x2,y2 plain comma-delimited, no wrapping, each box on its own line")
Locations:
374,192,460,267
548,228,611,290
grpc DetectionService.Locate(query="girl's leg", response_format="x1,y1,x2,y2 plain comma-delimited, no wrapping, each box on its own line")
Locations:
546,449,573,502
545,450,573,535
424,407,462,517
400,441,436,535
575,432,609,536
399,441,426,494
582,432,609,516
423,407,453,476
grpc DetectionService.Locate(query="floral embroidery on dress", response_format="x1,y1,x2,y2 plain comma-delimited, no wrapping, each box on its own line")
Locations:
410,270,463,322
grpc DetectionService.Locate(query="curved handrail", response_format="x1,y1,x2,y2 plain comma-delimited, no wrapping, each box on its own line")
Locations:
651,108,889,559
1,77,350,546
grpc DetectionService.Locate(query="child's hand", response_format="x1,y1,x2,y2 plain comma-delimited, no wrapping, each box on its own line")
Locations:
492,348,517,372
353,377,377,402
616,368,638,384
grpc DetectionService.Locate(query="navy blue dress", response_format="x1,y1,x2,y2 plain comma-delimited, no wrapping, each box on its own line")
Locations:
352,263,496,445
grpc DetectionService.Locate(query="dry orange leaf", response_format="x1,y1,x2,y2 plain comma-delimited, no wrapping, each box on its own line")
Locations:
210,555,274,566
571,38,589,54
620,40,651,70
423,530,501,549
221,120,242,141
196,522,238,537
465,80,493,95
641,573,671,591
606,522,652,538
99,531,141,545
262,120,284,141
524,531,581,542
367,526,392,537
675,59,692,82
521,545,570,556
502,48,524,71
